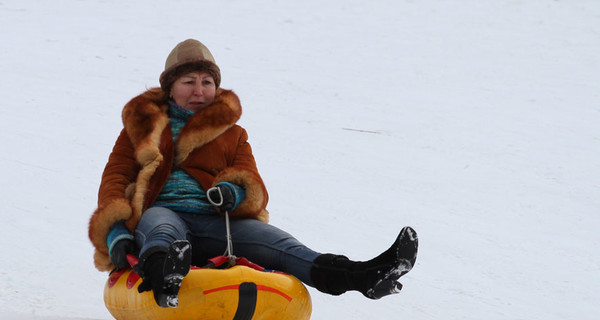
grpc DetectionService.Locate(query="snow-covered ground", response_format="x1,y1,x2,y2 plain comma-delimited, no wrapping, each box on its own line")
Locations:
1,0,599,319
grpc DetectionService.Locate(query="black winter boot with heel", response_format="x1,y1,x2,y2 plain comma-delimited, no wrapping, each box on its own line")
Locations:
136,240,192,307
311,226,418,299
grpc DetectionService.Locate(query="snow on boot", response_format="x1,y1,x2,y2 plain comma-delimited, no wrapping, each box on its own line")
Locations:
137,240,192,308
365,226,418,299
311,226,418,299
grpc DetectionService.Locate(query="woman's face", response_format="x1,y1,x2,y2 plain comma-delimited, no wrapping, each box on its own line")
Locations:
170,71,216,112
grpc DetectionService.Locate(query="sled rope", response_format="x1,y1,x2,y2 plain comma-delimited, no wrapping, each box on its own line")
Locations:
207,186,236,265
224,210,234,260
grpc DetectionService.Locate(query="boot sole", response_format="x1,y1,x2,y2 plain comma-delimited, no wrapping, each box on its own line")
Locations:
157,240,192,308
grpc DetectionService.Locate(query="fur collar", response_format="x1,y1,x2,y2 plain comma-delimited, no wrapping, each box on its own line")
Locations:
122,88,242,166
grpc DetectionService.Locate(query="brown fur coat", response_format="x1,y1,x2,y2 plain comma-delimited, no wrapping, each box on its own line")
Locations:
89,88,269,271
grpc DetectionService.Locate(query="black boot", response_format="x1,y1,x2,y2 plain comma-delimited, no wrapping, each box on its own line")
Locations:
136,240,192,307
311,226,418,299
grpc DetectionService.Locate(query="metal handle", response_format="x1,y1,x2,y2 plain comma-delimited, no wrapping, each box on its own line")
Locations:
206,186,224,206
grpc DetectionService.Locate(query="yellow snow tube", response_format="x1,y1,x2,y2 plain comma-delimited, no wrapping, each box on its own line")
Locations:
104,264,312,320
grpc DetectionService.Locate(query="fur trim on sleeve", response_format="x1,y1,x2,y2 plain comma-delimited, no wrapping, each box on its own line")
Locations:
213,167,269,222
93,248,114,272
88,198,133,271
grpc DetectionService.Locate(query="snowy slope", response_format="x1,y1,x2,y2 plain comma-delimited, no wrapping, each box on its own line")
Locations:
1,0,599,319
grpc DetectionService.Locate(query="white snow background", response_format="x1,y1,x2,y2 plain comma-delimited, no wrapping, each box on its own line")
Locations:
1,0,599,319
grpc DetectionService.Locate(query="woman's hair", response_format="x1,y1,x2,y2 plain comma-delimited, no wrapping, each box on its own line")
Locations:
160,61,221,94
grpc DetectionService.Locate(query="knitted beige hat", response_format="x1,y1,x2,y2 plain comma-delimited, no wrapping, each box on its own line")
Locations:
159,39,221,91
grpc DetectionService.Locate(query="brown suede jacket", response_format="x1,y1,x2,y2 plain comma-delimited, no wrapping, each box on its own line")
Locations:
89,88,269,271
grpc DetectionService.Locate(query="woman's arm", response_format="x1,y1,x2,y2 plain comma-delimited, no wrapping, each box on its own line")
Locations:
212,127,269,222
89,129,140,271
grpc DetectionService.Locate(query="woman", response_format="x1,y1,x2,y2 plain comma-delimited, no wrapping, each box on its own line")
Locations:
88,39,418,308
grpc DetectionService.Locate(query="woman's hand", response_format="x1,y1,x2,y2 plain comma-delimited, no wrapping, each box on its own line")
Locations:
110,238,138,270
207,184,236,211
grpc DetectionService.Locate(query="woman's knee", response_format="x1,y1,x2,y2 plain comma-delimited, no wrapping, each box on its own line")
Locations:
136,207,189,245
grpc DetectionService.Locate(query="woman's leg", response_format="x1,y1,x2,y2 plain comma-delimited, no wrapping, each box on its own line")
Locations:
179,214,321,286
176,213,419,300
135,207,190,257
134,207,192,308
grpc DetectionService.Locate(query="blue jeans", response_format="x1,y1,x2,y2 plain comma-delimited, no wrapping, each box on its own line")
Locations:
135,207,321,286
